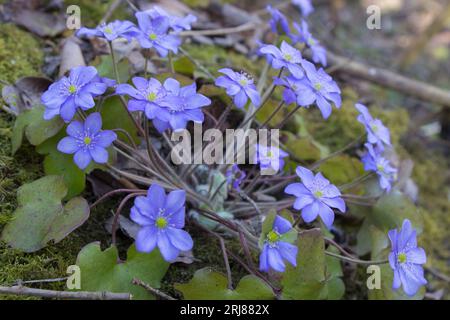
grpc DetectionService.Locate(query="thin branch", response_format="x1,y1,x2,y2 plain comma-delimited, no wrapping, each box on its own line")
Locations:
325,251,388,265
132,278,176,300
0,285,131,300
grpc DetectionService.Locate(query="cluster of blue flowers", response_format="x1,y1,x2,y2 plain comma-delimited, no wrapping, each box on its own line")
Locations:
40,1,426,296
356,103,397,191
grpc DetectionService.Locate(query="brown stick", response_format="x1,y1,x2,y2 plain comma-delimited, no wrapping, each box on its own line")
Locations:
0,285,131,300
307,50,450,108
132,278,176,300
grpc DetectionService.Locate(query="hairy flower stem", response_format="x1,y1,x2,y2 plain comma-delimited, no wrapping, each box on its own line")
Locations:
309,134,364,170
324,251,388,265
259,101,285,129
168,52,175,74
109,41,146,138
275,104,302,129
90,188,145,209
111,192,147,247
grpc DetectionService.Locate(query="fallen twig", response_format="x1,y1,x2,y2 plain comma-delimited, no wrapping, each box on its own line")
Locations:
132,278,176,300
0,285,131,300
311,50,450,108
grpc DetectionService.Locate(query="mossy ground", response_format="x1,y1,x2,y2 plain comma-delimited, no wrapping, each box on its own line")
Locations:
0,4,449,299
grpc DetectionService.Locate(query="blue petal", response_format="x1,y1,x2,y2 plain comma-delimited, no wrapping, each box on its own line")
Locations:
278,242,298,267
166,227,193,251
135,226,158,253
267,247,286,272
157,231,180,262
73,149,92,170
84,112,102,134
165,189,186,214
301,201,319,223
57,137,79,154
273,215,292,234
89,146,108,163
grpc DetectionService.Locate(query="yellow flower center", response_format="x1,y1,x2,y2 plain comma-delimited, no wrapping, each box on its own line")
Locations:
147,92,157,101
267,230,280,244
314,190,323,198
149,33,157,40
239,79,248,86
155,217,168,229
314,83,322,91
68,85,77,94
397,253,407,264
104,27,113,34
371,124,379,132
284,54,292,61
376,164,384,172
83,137,92,145
308,38,316,46
267,150,273,157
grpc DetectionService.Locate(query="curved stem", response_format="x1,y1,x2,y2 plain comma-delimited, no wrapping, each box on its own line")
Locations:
325,251,388,265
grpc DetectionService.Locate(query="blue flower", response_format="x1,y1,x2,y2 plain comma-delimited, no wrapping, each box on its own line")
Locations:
116,77,168,120
274,75,317,106
226,164,246,191
254,144,288,173
361,143,397,191
153,78,211,132
57,112,117,170
388,219,427,296
145,6,197,32
292,0,314,17
259,215,298,273
134,12,181,57
215,68,261,109
76,20,137,41
259,41,305,78
285,166,346,228
288,60,341,119
291,21,327,66
130,184,193,262
266,5,290,35
42,66,113,122
356,103,391,150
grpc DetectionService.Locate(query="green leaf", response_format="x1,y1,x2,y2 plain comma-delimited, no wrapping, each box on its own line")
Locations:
173,56,195,76
100,96,139,144
1,175,90,252
282,131,328,162
11,105,64,154
175,268,275,300
76,242,170,300
281,228,327,299
96,55,130,84
371,191,424,232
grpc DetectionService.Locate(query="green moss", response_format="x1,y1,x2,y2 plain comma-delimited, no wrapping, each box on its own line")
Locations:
0,24,43,83
302,87,409,150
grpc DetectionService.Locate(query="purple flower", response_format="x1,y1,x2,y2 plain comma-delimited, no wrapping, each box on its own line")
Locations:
266,5,290,35
130,184,193,262
259,215,298,272
285,166,346,228
289,60,341,119
215,68,261,109
361,143,397,191
356,103,391,150
274,75,317,106
291,21,327,66
116,77,168,120
153,78,211,132
226,164,246,191
76,20,137,41
292,0,314,17
388,219,427,296
254,144,288,173
259,41,305,79
134,12,181,57
57,112,117,170
145,6,197,32
42,66,111,122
